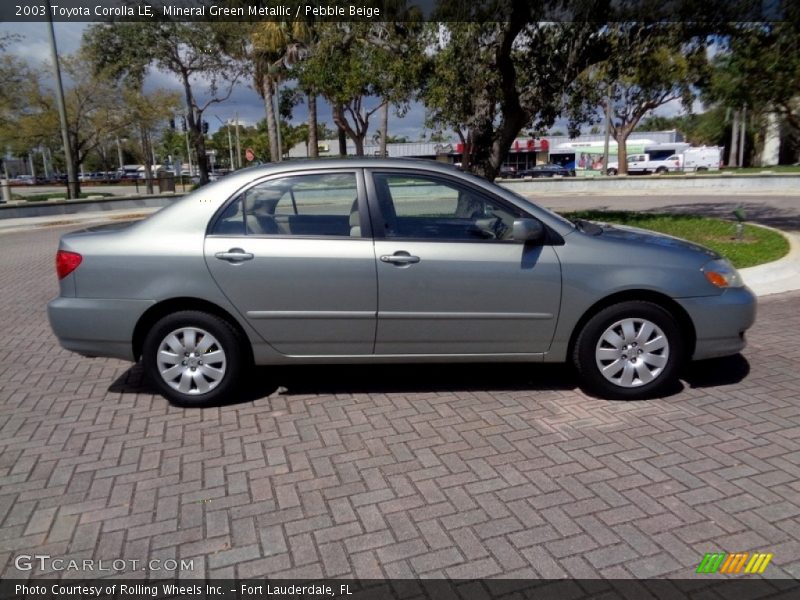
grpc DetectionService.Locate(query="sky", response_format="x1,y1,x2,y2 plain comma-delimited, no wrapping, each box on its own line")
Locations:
0,21,697,145
0,21,434,142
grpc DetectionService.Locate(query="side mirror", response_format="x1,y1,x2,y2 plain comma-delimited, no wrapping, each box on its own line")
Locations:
512,218,545,243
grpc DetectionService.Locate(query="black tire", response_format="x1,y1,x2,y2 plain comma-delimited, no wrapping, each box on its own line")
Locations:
143,310,247,406
572,301,684,400
607,168,618,176
655,166,668,174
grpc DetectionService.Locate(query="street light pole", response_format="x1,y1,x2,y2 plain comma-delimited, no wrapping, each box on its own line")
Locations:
46,0,76,199
602,84,612,176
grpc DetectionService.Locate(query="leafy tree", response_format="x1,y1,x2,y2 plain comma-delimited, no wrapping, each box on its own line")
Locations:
249,21,312,161
571,26,708,174
5,54,135,195
83,22,245,185
299,22,423,156
420,13,612,179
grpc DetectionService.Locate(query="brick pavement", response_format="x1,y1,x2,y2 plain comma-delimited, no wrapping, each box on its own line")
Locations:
1,226,799,580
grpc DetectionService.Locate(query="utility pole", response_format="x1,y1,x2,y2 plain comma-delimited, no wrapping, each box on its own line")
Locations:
602,85,612,175
116,137,125,171
184,115,193,177
235,112,242,168
728,108,739,167
46,0,76,199
272,88,283,161
738,104,747,168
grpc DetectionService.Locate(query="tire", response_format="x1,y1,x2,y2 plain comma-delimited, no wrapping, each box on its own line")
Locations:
572,301,684,400
607,168,618,176
143,310,247,406
655,166,668,174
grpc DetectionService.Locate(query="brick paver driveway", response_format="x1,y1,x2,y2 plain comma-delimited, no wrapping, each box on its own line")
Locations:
1,225,799,580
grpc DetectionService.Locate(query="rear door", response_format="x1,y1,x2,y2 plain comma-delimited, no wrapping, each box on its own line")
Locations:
204,169,378,356
366,169,561,355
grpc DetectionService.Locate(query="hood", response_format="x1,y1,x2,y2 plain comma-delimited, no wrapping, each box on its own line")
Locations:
593,222,720,259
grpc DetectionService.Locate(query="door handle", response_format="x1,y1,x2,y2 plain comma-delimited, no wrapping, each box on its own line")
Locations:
215,248,254,262
380,253,420,265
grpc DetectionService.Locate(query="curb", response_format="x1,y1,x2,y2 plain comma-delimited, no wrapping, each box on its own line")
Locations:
739,225,800,297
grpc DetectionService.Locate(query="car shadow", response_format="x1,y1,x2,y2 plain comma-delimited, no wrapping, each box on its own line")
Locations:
109,361,582,406
681,353,750,388
108,357,746,408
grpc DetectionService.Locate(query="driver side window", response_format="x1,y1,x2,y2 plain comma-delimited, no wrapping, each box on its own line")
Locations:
372,173,522,241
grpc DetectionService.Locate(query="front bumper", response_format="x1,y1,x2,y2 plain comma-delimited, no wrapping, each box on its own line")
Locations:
677,286,757,360
47,297,154,362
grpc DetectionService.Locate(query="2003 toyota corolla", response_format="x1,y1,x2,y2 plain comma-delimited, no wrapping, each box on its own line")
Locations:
48,159,756,405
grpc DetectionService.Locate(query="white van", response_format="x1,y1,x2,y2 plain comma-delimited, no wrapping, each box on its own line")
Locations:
606,153,683,175
682,147,723,172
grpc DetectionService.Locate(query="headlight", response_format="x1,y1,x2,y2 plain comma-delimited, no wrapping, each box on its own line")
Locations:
702,258,744,288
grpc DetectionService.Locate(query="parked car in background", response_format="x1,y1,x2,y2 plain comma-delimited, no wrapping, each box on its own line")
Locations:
498,165,518,178
10,175,37,185
49,159,755,406
518,164,576,178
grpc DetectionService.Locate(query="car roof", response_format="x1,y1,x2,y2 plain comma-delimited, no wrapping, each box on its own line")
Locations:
234,157,464,176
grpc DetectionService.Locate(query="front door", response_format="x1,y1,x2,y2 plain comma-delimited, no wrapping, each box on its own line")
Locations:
366,170,562,355
204,170,377,356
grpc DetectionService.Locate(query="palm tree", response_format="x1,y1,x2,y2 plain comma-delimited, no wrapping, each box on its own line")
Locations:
250,22,314,162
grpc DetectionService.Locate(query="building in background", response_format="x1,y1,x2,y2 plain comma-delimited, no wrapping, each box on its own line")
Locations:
287,131,684,175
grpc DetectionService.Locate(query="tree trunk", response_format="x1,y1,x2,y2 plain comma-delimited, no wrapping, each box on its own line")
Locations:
469,115,524,181
728,109,740,167
261,76,279,162
307,92,318,158
338,127,347,156
141,125,154,194
379,101,389,157
68,134,80,198
180,72,209,185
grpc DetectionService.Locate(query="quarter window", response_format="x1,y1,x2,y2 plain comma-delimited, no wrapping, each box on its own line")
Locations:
211,172,360,237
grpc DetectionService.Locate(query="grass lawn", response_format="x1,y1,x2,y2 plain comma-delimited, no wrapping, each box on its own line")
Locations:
561,210,790,269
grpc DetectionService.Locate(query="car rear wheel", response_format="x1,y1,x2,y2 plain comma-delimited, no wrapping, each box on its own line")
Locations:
606,168,618,176
573,301,683,399
655,166,668,174
143,310,246,406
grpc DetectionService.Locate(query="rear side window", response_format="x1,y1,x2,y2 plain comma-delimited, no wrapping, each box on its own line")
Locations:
210,172,361,237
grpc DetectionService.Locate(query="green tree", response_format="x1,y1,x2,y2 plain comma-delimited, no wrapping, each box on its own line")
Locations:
7,55,133,195
83,22,245,185
421,14,612,179
571,26,707,174
299,22,423,156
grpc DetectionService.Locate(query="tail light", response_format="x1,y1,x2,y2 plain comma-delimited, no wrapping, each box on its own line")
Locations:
56,250,82,280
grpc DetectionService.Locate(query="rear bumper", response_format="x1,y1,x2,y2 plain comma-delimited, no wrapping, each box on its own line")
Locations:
677,286,757,360
47,297,154,362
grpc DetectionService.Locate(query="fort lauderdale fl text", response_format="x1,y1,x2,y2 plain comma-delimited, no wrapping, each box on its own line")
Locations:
41,3,382,18
18,583,355,597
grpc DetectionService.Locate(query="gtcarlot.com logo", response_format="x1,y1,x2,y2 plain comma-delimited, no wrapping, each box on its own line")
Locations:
697,552,773,574
14,555,194,573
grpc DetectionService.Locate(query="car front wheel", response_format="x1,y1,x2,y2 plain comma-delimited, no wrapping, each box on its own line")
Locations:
573,301,684,399
143,310,246,406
